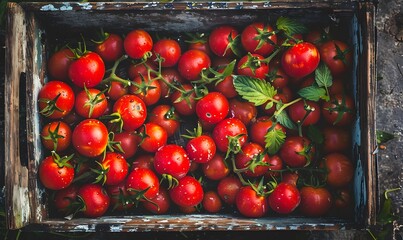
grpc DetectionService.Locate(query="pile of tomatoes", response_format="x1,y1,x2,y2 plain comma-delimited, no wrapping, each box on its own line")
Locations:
38,17,355,219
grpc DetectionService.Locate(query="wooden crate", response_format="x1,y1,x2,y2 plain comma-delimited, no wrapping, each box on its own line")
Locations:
4,1,377,232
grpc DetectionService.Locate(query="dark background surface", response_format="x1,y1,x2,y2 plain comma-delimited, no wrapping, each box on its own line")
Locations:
0,0,402,239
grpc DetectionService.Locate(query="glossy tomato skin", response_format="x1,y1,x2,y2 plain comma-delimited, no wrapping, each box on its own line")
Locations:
72,119,109,157
279,136,314,168
237,53,269,80
209,25,239,57
217,175,242,205
298,186,332,217
106,182,134,211
196,92,229,124
319,40,352,77
213,69,237,98
288,100,321,126
69,52,105,88
74,88,108,118
201,153,230,181
48,48,75,81
322,153,354,188
203,190,223,213
236,186,268,218
129,74,161,106
228,98,257,126
41,121,72,152
39,155,74,190
106,81,128,102
212,118,248,153
124,29,153,59
143,187,171,214
113,131,139,159
170,84,197,116
177,49,211,81
95,33,124,62
100,152,129,186
235,142,270,177
151,39,182,67
154,144,190,180
160,68,185,99
169,176,204,208
268,182,301,214
148,104,180,137
138,122,168,153
53,184,79,216
281,42,320,79
125,167,160,200
265,155,284,178
322,94,355,127
78,183,110,218
186,135,216,164
38,80,75,119
241,22,277,56
113,95,147,131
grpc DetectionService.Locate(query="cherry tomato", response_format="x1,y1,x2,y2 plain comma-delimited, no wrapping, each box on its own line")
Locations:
106,182,134,211
241,22,277,56
322,94,355,126
113,94,147,131
38,80,75,119
95,33,124,62
235,142,270,177
138,122,168,153
228,98,257,126
106,81,128,101
151,39,182,67
202,190,223,213
69,51,105,88
249,116,286,148
319,40,352,77
265,155,284,178
41,121,72,152
47,48,75,81
159,68,185,99
154,144,190,180
298,186,332,217
78,183,110,218
170,84,197,116
279,136,315,168
169,176,204,208
148,104,180,137
288,100,320,126
196,92,229,124
201,153,230,181
129,74,161,106
267,67,290,90
237,53,269,80
322,153,354,188
268,182,300,214
125,167,160,200
113,131,140,159
38,154,74,190
209,25,239,57
213,69,238,98
99,152,129,186
281,42,320,79
74,88,108,118
132,154,155,171
186,135,216,164
177,49,211,81
72,119,109,158
124,29,153,59
52,184,78,216
212,118,248,153
217,175,242,205
236,186,268,218
322,126,351,153
143,187,171,214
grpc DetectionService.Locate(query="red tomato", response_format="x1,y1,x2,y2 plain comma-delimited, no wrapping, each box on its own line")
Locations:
124,29,153,59
38,154,74,190
209,25,239,57
129,74,161,106
319,40,352,77
212,118,248,153
288,100,321,126
281,42,320,79
322,94,355,126
202,190,223,213
132,154,155,171
217,175,242,205
279,136,315,167
153,144,190,180
138,122,168,153
113,94,147,131
268,182,300,214
213,69,238,98
235,142,270,177
265,155,284,178
47,48,75,81
99,152,129,186
38,80,75,119
228,98,257,126
53,184,78,216
69,51,105,88
196,92,229,124
125,167,160,200
235,186,268,218
201,153,230,181
267,67,290,90
177,49,211,81
249,116,286,148
113,131,140,159
41,121,72,152
151,39,182,67
143,187,171,214
241,22,277,56
322,126,351,153
78,183,110,218
322,153,354,188
95,33,124,62
106,81,128,101
74,88,108,118
170,84,197,116
186,135,216,164
106,182,134,211
237,53,269,80
148,104,180,137
159,68,185,99
298,186,332,217
72,119,109,158
169,176,204,207
281,172,300,186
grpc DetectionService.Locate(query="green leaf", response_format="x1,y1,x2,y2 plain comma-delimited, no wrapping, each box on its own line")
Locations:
233,75,277,106
298,85,327,101
276,16,308,36
376,130,395,145
265,128,286,155
307,125,324,145
221,59,236,77
274,108,296,130
315,63,333,88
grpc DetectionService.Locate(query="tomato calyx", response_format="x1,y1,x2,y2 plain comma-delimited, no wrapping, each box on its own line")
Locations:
161,174,180,189
333,42,351,66
296,142,315,167
100,112,124,132
51,151,74,169
197,59,236,85
38,93,64,117
253,26,277,51
238,52,266,75
130,74,157,96
126,186,158,207
82,85,107,118
110,187,135,212
225,33,242,57
324,93,354,125
41,121,65,151
185,32,208,44
164,106,180,121
91,161,110,185
181,122,203,139
225,134,246,159
91,28,110,45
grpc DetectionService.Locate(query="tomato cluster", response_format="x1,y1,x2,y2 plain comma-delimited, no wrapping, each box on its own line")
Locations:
38,17,355,219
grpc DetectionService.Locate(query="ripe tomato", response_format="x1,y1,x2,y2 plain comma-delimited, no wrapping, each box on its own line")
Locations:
235,186,268,218
228,98,257,126
132,154,155,170
38,80,75,119
268,67,290,90
78,183,110,218
99,152,129,186
322,153,354,188
74,87,108,118
170,84,197,116
268,182,300,214
41,121,72,152
209,25,239,57
143,187,171,214
202,190,223,213
288,100,320,126
125,167,160,200
212,118,248,153
138,122,168,153
72,119,109,158
265,155,284,178
95,33,124,62
129,75,161,106
47,48,75,81
124,29,153,59
322,126,351,153
113,94,147,131
319,40,352,77
281,172,299,186
52,184,78,216
201,153,230,181
235,142,270,177
261,92,289,116
177,49,211,81
213,69,237,98
186,135,216,164
106,81,129,101
237,53,269,80
113,131,140,159
106,182,134,211
69,51,105,88
148,104,180,137
153,144,190,180
281,42,320,79
151,39,182,67
298,186,332,217
128,59,157,80
279,136,315,168
160,68,185,99
169,175,204,208
241,22,277,56
249,116,286,148
217,175,242,205
322,94,355,126
196,92,229,124
38,154,74,190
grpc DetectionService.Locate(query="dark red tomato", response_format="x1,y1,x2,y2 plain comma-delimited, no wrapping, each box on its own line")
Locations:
213,69,238,98
113,94,147,131
241,22,277,56
319,40,352,77
298,75,315,89
304,28,328,47
217,175,242,205
322,126,351,153
201,153,230,181
113,131,140,159
209,25,239,57
249,116,286,148
281,172,299,186
329,78,344,95
139,122,168,153
53,184,78,216
72,119,109,158
160,68,185,99
281,42,320,79
268,182,300,214
237,53,269,80
74,88,107,118
125,167,160,200
107,81,129,101
48,48,75,81
288,100,321,126
129,75,161,106
95,33,124,62
151,39,182,67
170,84,197,116
228,98,257,126
38,80,75,119
69,51,105,88
235,142,270,178
203,190,223,213
132,154,155,170
196,92,229,124
100,152,129,186
331,187,353,217
178,205,197,214
322,153,354,188
235,186,268,218
78,183,110,218
106,182,134,211
189,40,212,56
279,136,315,168
169,175,204,207
298,186,332,217
41,121,72,152
186,135,216,164
177,49,211,81
265,155,284,178
143,187,171,214
128,59,157,80
39,154,74,190
124,29,153,59
148,105,180,137
267,67,290,90
154,144,190,180
212,118,248,153
260,93,289,116
322,94,354,126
